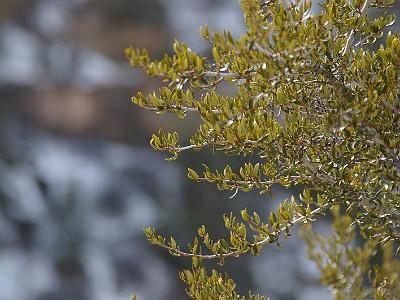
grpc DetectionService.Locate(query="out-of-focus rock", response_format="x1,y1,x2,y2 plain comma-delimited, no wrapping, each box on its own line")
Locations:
0,125,183,300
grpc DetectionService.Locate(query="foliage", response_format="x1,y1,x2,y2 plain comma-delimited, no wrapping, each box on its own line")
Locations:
302,207,400,299
127,0,400,298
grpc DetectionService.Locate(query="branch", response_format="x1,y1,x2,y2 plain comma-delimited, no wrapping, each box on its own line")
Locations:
156,206,324,260
142,103,222,114
342,0,369,55
281,0,296,26
196,176,301,188
254,43,282,60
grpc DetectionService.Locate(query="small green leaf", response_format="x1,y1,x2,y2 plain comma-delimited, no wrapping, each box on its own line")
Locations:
187,168,200,181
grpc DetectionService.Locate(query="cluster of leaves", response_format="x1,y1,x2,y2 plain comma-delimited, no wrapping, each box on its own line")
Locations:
179,256,267,300
302,206,400,299
127,0,399,299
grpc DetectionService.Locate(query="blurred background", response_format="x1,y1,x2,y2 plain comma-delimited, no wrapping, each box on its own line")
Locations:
0,1,398,300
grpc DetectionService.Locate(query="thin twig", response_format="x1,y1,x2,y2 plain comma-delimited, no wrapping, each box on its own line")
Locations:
254,43,281,60
143,104,221,114
156,206,323,260
282,0,296,26
342,0,369,55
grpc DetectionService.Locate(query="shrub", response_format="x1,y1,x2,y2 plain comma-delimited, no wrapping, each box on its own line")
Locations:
127,0,400,298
